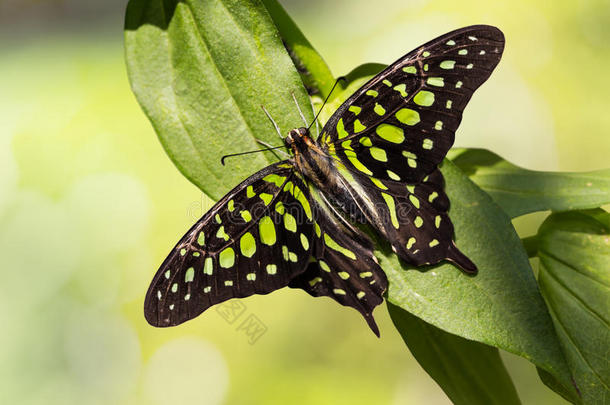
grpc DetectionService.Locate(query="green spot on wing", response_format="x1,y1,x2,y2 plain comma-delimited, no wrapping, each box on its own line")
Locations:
259,216,276,246
374,103,386,116
319,260,331,272
300,233,309,250
359,137,373,147
376,124,405,143
414,91,435,106
387,170,401,181
216,226,229,241
337,118,349,139
309,277,322,286
382,192,400,229
283,212,297,233
440,60,456,69
371,177,388,190
427,77,444,87
293,185,312,220
348,105,361,115
185,267,195,282
240,210,252,222
240,232,256,258
395,108,420,126
407,237,416,249
263,174,287,188
204,257,213,275
353,119,366,133
393,83,408,97
266,264,277,275
370,147,388,162
259,192,273,205
409,194,421,209
219,247,235,268
323,234,356,260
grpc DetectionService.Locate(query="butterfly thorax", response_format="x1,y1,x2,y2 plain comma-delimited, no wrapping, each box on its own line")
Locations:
285,127,338,192
285,127,369,224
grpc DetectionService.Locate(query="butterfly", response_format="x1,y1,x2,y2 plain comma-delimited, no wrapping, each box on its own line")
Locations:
144,25,505,336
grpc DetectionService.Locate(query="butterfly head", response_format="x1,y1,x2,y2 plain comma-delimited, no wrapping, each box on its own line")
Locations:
284,127,314,154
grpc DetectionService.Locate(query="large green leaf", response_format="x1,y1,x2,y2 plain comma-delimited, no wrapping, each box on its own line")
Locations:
536,209,610,404
388,303,521,405
376,160,577,397
125,0,313,200
449,148,610,218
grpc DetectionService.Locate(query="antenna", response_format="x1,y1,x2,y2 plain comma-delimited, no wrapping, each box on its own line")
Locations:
307,76,346,132
220,144,286,166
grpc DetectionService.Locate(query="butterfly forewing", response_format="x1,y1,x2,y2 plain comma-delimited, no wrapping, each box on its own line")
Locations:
145,162,316,327
320,25,505,184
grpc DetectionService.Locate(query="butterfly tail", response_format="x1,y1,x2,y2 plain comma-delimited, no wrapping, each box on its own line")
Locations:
363,312,381,337
447,243,477,274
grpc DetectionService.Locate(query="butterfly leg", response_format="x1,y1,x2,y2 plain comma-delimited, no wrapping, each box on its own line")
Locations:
260,105,283,140
256,139,290,160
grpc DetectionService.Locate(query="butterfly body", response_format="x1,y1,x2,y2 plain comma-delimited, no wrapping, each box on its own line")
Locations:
145,25,505,335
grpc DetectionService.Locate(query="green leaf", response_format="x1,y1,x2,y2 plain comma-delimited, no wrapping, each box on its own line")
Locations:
388,303,521,405
536,209,610,404
260,0,335,98
125,0,313,200
449,148,610,218
375,160,577,398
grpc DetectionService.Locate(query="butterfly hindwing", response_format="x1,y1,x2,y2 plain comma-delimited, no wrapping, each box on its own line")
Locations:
360,168,475,271
320,25,505,184
144,162,316,327
289,186,388,335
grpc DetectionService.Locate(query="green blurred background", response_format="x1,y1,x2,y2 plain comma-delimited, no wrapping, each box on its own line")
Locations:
1,0,608,404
